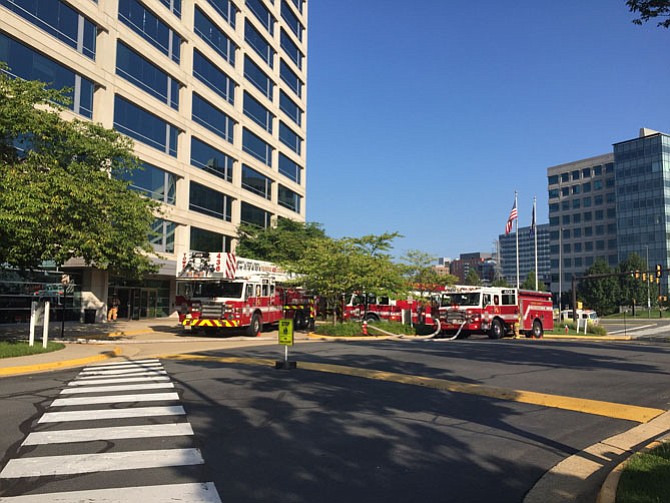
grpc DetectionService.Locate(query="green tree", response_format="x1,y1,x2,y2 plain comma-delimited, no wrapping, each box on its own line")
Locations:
0,67,158,277
464,268,481,286
492,277,511,287
577,258,619,315
399,250,444,296
521,271,546,291
618,253,650,313
627,0,670,28
236,219,326,264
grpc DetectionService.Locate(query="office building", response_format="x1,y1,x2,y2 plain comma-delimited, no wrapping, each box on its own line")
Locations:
0,0,308,322
498,223,551,288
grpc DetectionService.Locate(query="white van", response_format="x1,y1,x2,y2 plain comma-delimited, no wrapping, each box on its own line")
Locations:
559,309,599,325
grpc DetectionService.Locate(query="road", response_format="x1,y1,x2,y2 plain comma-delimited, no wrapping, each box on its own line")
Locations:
0,337,669,502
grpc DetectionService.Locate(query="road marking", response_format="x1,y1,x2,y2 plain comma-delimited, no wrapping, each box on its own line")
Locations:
39,405,186,423
75,370,168,380
50,392,179,407
0,482,222,502
67,376,171,386
161,354,666,424
85,359,161,368
22,423,194,445
607,324,655,335
0,448,204,478
60,382,174,394
79,366,164,376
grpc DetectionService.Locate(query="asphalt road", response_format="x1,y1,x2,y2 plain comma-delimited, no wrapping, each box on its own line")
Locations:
1,338,669,502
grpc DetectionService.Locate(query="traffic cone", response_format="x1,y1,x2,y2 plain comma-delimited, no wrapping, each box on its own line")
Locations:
362,320,368,335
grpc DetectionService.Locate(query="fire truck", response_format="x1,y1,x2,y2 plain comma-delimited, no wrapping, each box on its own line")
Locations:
177,252,316,335
342,293,436,325
435,285,554,339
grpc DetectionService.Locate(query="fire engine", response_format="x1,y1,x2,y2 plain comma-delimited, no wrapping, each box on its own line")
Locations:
342,293,436,325
176,252,316,335
435,285,554,339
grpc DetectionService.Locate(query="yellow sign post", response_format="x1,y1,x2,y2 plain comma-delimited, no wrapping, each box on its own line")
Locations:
276,319,296,369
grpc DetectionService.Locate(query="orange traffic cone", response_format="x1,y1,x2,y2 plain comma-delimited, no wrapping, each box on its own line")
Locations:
362,320,368,335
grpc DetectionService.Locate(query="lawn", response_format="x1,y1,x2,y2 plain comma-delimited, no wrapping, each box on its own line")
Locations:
616,441,670,503
0,340,65,359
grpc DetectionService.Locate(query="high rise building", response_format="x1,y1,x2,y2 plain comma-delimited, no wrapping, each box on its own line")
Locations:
498,223,551,288
0,0,308,321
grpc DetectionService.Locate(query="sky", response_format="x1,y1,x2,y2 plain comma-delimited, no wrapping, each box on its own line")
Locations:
304,0,670,261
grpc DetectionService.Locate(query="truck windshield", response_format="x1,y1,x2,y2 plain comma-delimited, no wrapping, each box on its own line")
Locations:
194,281,244,299
441,292,481,307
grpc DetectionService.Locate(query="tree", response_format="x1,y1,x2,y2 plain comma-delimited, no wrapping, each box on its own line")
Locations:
236,219,326,264
464,268,481,286
521,271,546,291
617,253,650,313
0,66,158,277
399,250,443,295
577,258,619,315
627,0,670,28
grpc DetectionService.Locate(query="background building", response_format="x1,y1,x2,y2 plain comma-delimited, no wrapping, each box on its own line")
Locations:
498,223,551,288
0,0,308,322
450,252,493,284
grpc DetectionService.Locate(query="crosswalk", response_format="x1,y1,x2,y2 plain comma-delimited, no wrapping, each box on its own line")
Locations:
0,359,222,502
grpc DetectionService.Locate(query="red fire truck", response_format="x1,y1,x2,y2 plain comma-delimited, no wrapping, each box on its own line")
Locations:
435,285,554,339
177,252,316,335
342,293,437,325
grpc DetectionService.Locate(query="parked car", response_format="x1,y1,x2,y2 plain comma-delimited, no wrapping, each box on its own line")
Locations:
557,309,599,325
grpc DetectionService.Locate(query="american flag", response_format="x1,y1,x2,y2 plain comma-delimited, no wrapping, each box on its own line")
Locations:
505,199,517,235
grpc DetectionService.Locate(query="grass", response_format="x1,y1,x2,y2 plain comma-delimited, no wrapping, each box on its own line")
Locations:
0,340,65,359
546,322,608,336
314,321,415,336
616,441,670,503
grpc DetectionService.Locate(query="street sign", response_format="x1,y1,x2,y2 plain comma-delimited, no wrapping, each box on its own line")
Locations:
278,319,294,346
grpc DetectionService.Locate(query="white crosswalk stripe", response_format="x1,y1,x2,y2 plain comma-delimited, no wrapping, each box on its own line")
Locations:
0,359,221,502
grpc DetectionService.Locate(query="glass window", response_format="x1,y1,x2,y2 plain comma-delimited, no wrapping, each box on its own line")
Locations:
573,228,581,238
594,179,603,190
581,167,591,178
243,92,274,133
573,213,581,223
605,163,614,173
562,215,570,225
288,0,302,13
572,199,580,209
244,56,273,99
561,173,569,183
278,184,300,213
241,164,272,199
279,121,301,154
159,0,181,17
193,49,235,104
548,175,559,185
241,201,271,228
593,165,602,176
114,95,179,156
583,197,591,207
242,128,273,166
279,90,301,126
280,29,302,69
0,32,93,118
571,170,580,181
572,185,581,194
118,0,181,63
582,182,591,193
279,153,301,183
119,162,176,204
246,0,274,35
594,194,603,205
150,218,175,253
206,0,236,28
190,136,233,182
192,93,235,143
189,181,232,221
194,6,236,66
281,1,302,41
280,59,302,98
190,226,232,252
561,187,569,197
116,41,179,109
0,0,97,59
548,188,559,199
245,19,274,68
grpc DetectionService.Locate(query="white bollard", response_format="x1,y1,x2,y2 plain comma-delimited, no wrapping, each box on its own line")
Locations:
42,300,50,348
29,301,38,347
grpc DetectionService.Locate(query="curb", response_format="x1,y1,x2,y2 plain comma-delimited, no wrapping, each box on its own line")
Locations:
0,347,122,377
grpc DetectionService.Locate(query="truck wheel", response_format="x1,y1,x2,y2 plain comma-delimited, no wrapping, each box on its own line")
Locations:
364,313,379,322
488,319,504,339
295,311,307,330
247,313,262,336
531,320,543,338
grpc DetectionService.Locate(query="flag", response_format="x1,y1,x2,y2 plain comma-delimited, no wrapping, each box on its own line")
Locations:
529,199,536,236
505,198,517,235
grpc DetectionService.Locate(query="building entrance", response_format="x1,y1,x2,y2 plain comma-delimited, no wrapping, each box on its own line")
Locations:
110,287,158,320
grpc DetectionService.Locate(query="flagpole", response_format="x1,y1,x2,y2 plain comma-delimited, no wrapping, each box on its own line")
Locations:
515,191,519,289
533,196,538,290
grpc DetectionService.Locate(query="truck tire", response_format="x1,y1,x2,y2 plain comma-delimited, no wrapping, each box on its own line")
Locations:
294,311,307,330
531,319,543,338
364,313,379,322
246,313,262,336
488,319,504,339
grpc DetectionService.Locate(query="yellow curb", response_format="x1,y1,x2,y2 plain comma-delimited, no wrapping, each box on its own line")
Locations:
160,354,665,423
307,333,394,341
0,347,122,377
544,334,633,341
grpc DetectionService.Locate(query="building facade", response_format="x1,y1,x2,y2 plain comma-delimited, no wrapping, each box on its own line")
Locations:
0,0,307,322
449,252,493,284
498,223,551,288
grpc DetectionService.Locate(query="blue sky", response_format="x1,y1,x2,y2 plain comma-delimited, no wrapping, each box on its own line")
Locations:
305,1,670,261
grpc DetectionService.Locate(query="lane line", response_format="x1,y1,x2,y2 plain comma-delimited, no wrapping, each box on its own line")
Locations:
39,406,185,423
60,383,174,395
0,482,222,502
51,392,179,407
22,423,194,445
160,354,666,423
0,448,204,478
